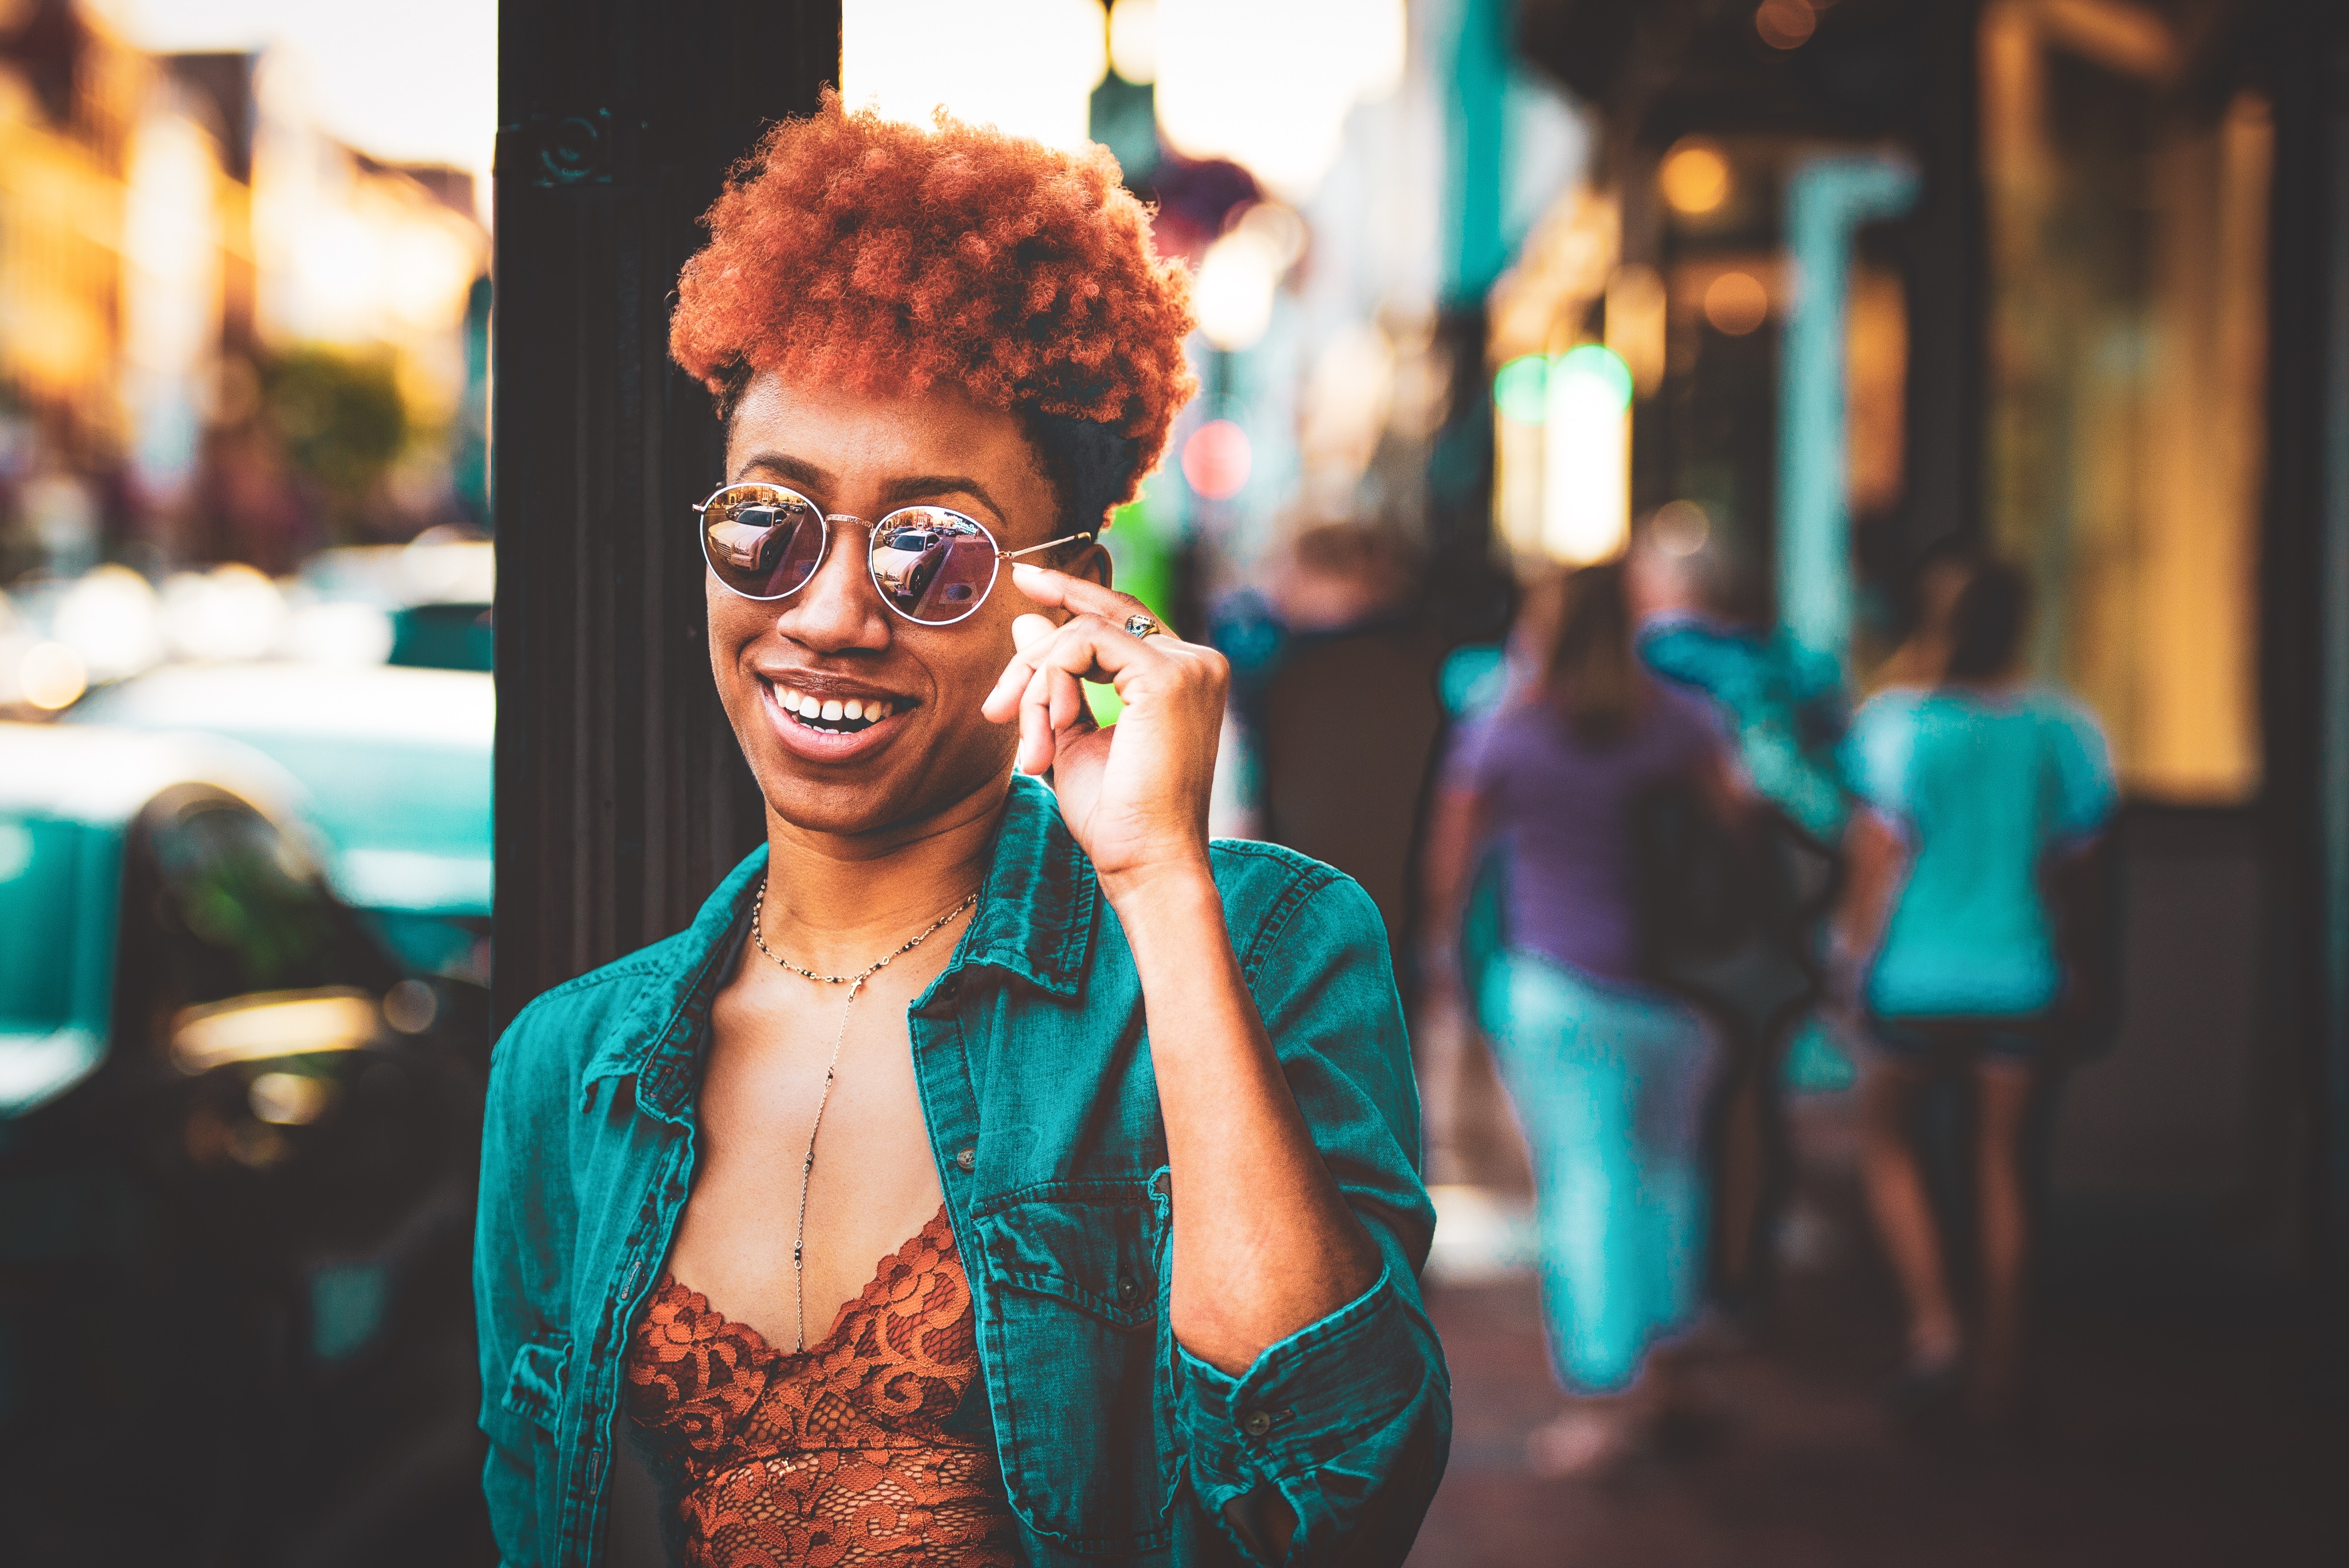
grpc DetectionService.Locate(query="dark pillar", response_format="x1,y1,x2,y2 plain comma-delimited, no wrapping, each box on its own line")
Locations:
2262,0,2349,1364
1901,0,1984,559
491,1,840,1028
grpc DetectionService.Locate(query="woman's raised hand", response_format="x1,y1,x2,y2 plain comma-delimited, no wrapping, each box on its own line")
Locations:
981,564,1227,896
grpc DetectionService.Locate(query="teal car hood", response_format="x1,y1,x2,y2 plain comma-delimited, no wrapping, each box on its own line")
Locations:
74,664,494,918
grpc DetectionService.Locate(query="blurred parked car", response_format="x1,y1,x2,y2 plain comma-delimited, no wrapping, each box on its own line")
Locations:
73,661,494,982
0,723,492,1566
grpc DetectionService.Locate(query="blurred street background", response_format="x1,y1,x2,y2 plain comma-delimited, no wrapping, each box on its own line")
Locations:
4,0,2347,1563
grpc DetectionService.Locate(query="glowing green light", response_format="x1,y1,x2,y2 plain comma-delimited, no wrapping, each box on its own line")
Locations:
1553,343,1634,413
1493,354,1550,424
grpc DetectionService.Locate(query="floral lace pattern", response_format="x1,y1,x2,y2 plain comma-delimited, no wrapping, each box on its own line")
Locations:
625,1207,1016,1566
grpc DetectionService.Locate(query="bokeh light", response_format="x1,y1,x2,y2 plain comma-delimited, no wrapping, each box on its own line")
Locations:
1650,499,1712,557
1703,270,1771,334
1659,138,1733,216
1152,0,1405,198
1107,0,1158,83
250,1071,331,1126
1181,419,1252,500
1494,356,1550,425
1756,0,1819,51
19,642,91,712
1605,265,1669,395
1192,203,1305,350
52,565,166,681
1543,344,1634,565
1553,343,1634,414
842,0,1110,151
161,564,290,663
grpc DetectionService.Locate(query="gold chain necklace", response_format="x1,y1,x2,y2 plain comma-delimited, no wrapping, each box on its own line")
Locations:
750,875,977,1351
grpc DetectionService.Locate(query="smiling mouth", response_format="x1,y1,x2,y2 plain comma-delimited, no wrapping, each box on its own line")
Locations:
763,678,908,735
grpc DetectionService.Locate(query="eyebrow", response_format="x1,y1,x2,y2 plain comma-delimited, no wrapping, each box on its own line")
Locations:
733,451,1008,523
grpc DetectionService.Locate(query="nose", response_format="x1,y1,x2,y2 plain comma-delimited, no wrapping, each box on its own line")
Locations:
774,516,891,654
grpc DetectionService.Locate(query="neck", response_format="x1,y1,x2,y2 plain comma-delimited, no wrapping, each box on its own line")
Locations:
1944,669,2024,694
757,773,1007,970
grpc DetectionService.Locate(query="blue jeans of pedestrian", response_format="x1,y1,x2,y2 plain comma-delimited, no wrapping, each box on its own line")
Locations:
1480,950,1716,1394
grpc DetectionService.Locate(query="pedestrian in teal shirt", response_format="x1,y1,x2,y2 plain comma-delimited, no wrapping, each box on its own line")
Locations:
476,100,1446,1567
1833,559,2116,1426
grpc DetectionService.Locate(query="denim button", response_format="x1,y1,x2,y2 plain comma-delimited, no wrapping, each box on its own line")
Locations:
955,1146,976,1172
1117,1274,1139,1301
1242,1409,1273,1438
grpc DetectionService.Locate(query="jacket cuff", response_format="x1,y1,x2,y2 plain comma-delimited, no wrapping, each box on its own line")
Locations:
1174,1262,1445,1552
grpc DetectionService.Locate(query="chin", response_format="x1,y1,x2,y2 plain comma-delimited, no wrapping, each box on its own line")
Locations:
727,686,1010,839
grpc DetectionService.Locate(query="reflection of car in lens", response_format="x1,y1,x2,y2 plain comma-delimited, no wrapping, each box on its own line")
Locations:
708,514,787,573
872,528,947,608
0,723,493,1561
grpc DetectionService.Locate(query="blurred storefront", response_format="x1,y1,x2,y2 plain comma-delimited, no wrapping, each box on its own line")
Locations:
1497,0,2348,1318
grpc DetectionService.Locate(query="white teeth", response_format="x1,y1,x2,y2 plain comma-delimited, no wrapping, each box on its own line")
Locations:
774,684,899,728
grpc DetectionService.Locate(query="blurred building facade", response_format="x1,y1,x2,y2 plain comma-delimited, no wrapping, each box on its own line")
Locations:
0,0,488,595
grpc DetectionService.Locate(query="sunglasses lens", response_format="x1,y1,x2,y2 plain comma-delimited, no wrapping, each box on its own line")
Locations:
869,510,998,624
701,485,825,599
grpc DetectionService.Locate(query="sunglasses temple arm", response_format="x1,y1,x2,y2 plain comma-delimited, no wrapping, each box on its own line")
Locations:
1000,531,1097,561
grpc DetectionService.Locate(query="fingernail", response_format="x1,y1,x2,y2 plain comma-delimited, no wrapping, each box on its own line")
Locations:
1011,563,1047,582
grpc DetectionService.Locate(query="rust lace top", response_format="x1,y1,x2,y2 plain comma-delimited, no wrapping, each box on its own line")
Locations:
625,1206,1017,1566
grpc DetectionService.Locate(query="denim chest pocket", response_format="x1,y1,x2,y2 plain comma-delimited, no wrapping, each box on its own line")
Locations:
501,1331,569,1430
970,1180,1171,1554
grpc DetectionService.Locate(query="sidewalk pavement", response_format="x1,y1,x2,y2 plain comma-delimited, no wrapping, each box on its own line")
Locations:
1408,1097,2346,1568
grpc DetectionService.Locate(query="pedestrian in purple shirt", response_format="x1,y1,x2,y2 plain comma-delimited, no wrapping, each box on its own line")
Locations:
1425,562,1743,1476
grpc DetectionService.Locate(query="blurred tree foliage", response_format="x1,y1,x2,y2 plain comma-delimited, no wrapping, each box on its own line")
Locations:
262,348,408,537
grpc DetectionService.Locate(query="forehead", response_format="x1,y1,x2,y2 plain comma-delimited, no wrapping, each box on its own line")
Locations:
725,372,1048,518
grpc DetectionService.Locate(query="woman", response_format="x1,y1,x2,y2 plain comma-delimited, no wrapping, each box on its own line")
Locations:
1834,561,2115,1423
1423,563,1738,1476
475,99,1447,1567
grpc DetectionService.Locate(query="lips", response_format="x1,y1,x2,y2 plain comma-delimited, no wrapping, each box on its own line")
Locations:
756,673,915,756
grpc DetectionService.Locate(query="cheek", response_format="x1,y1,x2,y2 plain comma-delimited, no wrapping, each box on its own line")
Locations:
932,614,1019,700
705,592,767,677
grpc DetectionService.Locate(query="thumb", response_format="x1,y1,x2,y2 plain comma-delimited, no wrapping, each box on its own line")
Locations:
1012,613,1055,656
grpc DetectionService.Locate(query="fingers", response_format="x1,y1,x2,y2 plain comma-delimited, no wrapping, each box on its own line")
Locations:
983,614,1059,723
1010,660,1094,775
986,603,1227,779
986,607,1164,723
993,611,1111,774
1010,563,1165,633
1017,662,1055,774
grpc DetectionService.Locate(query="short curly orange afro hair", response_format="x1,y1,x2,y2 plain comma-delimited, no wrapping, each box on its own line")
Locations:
670,92,1197,525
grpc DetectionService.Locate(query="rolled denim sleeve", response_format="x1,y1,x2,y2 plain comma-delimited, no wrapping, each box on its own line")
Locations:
1174,1264,1449,1565
1183,848,1452,1564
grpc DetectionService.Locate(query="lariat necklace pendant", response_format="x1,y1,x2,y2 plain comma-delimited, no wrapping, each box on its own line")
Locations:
751,875,978,1352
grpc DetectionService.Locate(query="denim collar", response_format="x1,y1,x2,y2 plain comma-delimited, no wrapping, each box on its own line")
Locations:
581,773,1093,1120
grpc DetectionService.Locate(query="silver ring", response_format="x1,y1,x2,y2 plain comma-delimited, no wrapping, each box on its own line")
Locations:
1123,613,1162,640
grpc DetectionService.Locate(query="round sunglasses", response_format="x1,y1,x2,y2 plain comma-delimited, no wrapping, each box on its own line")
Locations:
695,481,1095,627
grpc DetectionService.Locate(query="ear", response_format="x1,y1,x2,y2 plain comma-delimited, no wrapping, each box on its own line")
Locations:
1067,537,1115,591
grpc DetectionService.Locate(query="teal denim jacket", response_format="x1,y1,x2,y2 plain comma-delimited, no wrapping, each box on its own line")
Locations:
474,775,1450,1565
